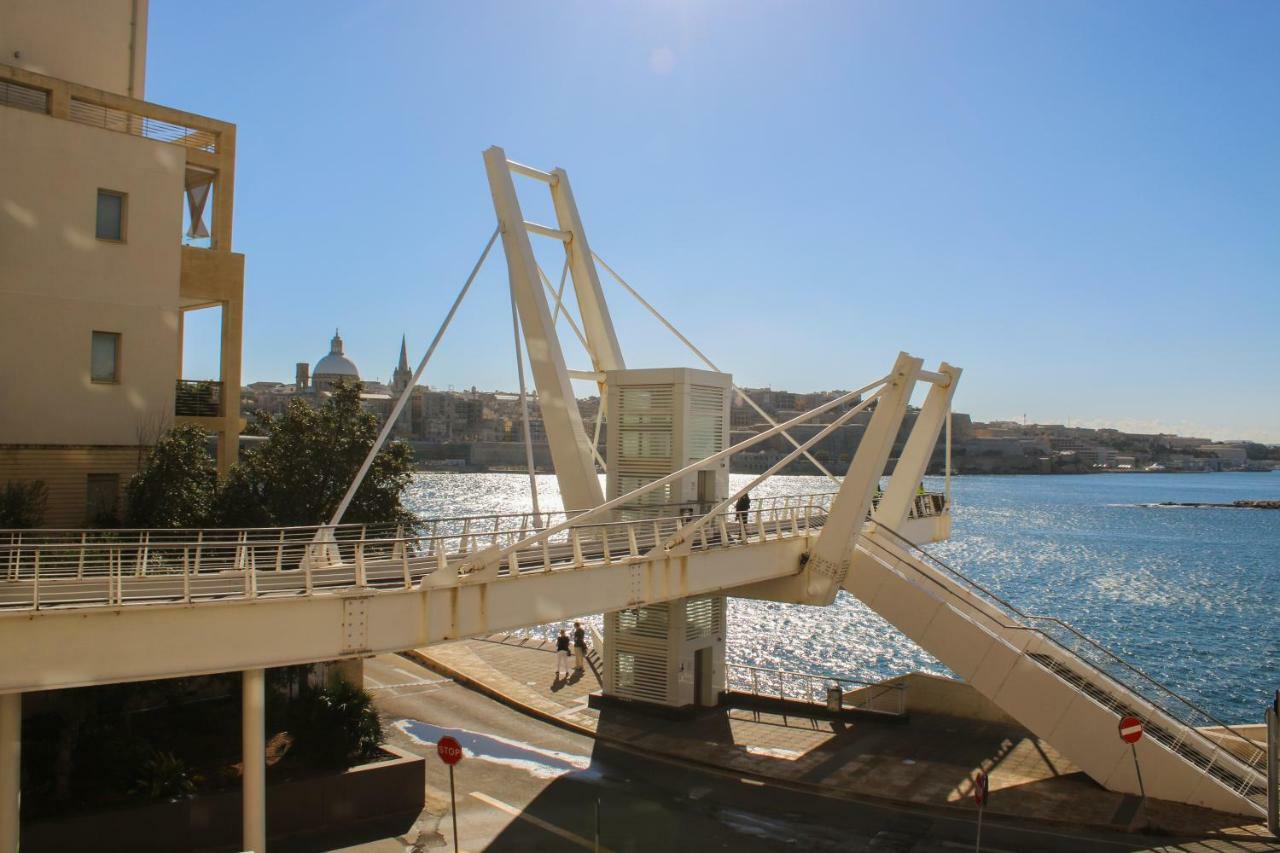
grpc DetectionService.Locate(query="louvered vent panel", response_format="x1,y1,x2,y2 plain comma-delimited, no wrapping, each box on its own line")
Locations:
613,384,676,510
684,596,725,641
688,384,727,462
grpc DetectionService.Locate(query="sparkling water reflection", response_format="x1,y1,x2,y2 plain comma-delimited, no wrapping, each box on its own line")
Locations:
404,471,1279,723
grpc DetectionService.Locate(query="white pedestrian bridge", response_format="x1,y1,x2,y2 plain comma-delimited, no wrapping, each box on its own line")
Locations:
0,490,1267,828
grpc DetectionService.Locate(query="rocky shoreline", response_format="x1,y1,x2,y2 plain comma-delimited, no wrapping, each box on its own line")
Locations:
1147,500,1280,510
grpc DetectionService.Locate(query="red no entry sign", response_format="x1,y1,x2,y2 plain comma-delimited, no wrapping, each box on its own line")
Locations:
973,770,989,806
437,735,463,765
1118,715,1144,744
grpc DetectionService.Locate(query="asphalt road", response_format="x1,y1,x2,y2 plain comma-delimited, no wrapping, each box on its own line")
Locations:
301,654,1275,853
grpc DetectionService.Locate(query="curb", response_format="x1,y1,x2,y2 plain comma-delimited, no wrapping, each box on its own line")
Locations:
398,648,1265,844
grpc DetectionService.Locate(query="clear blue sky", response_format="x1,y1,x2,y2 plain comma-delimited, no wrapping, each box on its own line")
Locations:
151,1,1280,443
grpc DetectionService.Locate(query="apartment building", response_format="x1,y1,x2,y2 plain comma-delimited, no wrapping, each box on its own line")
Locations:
0,0,244,525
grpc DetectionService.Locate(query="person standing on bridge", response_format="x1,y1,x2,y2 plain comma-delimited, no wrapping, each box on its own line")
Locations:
735,492,752,531
555,629,571,679
572,621,587,672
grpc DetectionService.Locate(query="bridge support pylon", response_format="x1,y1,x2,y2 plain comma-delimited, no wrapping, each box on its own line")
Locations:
1,692,18,853
243,668,266,852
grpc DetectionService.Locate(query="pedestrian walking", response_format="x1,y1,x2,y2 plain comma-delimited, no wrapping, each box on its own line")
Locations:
735,492,752,528
555,629,571,679
572,621,587,672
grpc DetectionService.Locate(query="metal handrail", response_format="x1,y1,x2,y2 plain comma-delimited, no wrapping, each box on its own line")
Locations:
0,497,836,611
868,522,1267,769
726,662,907,715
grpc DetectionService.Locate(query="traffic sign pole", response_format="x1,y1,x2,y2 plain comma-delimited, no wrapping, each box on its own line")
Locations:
1265,690,1277,838
973,770,988,853
1130,742,1147,802
449,764,458,851
437,735,464,851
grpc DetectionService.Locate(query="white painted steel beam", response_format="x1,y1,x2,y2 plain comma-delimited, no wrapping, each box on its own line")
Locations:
0,537,807,695
506,159,555,183
484,146,603,511
802,352,922,602
550,167,625,375
243,668,266,853
875,362,961,532
523,221,571,242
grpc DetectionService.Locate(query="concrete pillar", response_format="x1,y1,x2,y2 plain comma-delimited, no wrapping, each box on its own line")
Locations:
242,668,266,852
218,295,243,478
0,693,20,853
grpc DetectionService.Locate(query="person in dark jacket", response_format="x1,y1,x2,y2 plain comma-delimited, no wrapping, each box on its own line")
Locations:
554,629,571,679
572,622,587,671
735,492,752,529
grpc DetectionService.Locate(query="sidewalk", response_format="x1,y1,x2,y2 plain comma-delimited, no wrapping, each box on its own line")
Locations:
409,638,1275,845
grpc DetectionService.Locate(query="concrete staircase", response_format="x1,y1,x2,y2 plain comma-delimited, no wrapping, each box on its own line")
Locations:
844,525,1267,817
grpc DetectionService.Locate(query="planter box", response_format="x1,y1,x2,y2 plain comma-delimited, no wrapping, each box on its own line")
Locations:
23,744,425,852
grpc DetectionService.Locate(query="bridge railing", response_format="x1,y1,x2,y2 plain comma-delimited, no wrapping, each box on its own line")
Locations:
0,490,948,612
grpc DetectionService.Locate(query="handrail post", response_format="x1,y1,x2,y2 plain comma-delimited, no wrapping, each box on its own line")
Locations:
32,547,39,611
355,542,366,587
183,547,191,603
275,530,284,572
402,535,412,588
77,531,86,578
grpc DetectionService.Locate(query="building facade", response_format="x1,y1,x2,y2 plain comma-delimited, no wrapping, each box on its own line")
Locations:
0,0,244,525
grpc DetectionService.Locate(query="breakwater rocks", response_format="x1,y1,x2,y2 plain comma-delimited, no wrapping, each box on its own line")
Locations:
1145,500,1280,510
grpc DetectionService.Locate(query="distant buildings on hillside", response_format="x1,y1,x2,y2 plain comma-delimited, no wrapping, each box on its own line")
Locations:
240,350,1278,474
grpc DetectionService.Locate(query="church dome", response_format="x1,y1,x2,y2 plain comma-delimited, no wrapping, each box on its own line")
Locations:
314,330,359,379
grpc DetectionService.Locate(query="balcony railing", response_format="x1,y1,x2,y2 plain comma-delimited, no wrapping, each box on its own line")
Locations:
175,380,223,418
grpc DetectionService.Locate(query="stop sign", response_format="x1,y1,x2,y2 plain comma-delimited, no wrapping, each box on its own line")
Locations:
1118,715,1144,744
437,735,463,765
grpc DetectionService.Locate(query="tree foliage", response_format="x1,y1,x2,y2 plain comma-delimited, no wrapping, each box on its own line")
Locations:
0,480,47,528
287,679,384,769
215,381,413,527
124,425,218,528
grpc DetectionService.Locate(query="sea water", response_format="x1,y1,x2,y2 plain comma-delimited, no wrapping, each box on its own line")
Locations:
403,471,1279,723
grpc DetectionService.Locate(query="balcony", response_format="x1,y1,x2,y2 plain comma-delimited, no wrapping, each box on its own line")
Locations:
175,380,223,418
0,66,227,160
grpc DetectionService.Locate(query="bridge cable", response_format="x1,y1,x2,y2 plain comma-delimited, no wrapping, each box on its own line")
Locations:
590,250,842,486
327,226,501,530
508,280,543,528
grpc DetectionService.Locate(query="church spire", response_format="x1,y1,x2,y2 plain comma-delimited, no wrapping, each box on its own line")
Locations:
398,335,409,372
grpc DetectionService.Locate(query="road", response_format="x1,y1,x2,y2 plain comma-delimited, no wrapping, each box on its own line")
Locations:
295,654,1275,853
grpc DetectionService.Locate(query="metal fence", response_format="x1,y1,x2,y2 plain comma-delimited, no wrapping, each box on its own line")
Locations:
726,662,907,716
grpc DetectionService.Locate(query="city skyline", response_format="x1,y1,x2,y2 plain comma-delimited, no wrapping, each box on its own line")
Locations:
161,2,1280,443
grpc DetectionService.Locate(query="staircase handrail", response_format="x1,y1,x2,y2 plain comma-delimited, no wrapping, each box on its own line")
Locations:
867,522,1267,767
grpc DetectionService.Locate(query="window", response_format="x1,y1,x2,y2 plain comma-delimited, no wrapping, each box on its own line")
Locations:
91,331,120,383
96,189,126,241
85,474,120,524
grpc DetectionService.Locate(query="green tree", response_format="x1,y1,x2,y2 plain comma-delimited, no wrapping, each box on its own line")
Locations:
0,480,47,528
288,679,384,769
215,381,413,527
124,425,218,528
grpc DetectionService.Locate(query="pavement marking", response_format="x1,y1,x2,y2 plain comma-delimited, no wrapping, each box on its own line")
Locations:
394,665,432,682
940,842,1019,853
469,790,611,852
364,674,387,688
